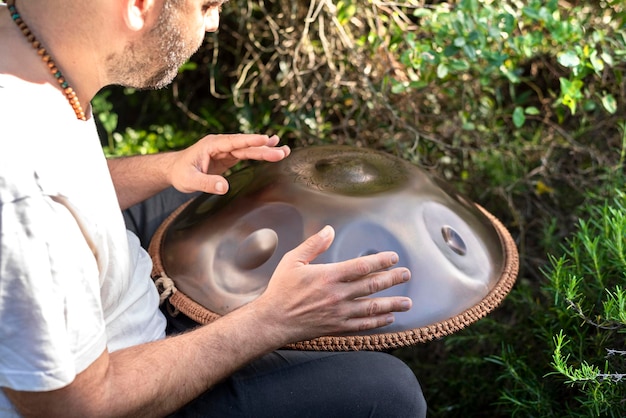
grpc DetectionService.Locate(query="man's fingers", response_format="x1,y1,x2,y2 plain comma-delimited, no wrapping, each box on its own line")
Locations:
205,134,281,154
347,267,411,299
230,144,290,162
335,297,412,333
330,251,400,283
350,296,412,318
285,226,335,267
197,134,289,170
184,172,229,195
341,314,396,333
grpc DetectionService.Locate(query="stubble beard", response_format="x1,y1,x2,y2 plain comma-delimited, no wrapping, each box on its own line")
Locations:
107,0,203,90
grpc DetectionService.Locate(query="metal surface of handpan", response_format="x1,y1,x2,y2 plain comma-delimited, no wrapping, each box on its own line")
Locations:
150,145,519,349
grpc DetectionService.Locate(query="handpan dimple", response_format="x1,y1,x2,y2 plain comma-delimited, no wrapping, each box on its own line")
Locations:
441,226,467,256
234,228,279,271
287,147,409,195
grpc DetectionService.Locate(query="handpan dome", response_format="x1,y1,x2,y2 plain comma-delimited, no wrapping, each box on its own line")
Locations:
149,145,519,351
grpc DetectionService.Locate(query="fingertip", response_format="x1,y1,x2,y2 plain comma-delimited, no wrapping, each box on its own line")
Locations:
214,180,228,194
318,225,334,239
294,225,334,264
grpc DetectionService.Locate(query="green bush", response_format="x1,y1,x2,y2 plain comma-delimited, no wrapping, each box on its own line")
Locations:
392,0,624,118
545,190,626,416
473,185,626,418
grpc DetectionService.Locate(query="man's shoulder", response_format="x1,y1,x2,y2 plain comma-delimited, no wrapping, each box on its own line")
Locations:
0,77,101,204
0,75,86,126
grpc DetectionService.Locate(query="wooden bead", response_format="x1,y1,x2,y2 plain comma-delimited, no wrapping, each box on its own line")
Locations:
8,0,87,121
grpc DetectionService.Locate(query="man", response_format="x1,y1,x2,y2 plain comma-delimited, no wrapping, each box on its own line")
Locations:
0,0,427,416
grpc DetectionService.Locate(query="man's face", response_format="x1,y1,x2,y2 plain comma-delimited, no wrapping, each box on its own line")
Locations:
108,0,224,89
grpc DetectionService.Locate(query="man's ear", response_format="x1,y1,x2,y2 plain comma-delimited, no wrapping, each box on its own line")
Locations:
124,0,156,31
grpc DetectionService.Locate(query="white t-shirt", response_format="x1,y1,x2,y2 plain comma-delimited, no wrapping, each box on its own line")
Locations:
0,76,166,415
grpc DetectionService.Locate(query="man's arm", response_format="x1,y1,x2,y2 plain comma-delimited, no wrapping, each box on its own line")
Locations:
4,303,280,418
107,151,176,210
3,226,412,417
108,133,289,210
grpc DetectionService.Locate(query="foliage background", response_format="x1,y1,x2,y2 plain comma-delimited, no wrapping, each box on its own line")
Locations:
96,0,626,415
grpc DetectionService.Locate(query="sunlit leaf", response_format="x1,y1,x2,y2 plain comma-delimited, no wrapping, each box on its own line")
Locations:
558,51,580,68
437,63,449,79
513,106,526,128
601,94,617,114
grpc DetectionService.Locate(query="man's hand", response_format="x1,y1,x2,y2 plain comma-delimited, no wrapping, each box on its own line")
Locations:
168,133,290,195
251,225,413,345
108,133,290,209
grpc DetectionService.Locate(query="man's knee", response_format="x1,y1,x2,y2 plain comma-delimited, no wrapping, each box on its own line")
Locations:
355,352,427,417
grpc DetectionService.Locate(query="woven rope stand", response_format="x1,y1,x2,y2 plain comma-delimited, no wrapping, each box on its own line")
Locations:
148,198,519,352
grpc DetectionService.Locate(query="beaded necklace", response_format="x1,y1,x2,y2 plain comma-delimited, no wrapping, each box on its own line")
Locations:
5,0,87,120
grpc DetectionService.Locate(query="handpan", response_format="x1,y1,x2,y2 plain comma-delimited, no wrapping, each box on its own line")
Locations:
149,145,519,351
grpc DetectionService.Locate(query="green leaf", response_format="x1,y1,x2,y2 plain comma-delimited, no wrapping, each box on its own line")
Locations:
525,106,541,115
437,63,449,79
601,52,614,67
558,51,581,68
559,77,584,114
443,45,459,57
178,61,198,73
589,50,605,74
412,8,432,18
449,59,470,72
513,106,526,128
98,112,118,135
601,94,617,114
391,81,408,94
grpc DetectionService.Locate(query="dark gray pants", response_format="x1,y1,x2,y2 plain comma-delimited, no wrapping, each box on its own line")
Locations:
124,188,427,418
